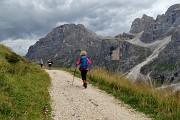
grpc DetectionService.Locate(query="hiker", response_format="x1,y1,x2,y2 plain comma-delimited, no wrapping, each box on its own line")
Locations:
48,59,53,69
40,59,43,68
76,51,91,89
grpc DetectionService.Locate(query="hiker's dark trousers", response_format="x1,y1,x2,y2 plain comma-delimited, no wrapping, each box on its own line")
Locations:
81,70,88,80
48,64,52,67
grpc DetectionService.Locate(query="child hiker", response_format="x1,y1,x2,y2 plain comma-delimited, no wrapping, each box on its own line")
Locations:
76,51,91,89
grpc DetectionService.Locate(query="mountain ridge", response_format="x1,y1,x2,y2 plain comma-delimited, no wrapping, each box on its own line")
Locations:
25,4,180,87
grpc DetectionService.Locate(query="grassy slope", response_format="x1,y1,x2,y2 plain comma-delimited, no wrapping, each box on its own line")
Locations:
65,67,180,120
0,45,51,120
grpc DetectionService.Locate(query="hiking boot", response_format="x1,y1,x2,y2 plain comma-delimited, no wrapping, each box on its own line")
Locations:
83,80,87,89
83,82,87,89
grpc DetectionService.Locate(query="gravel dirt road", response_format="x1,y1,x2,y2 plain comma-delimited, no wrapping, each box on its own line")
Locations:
46,69,151,120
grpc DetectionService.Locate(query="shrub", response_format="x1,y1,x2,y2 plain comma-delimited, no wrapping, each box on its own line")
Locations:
5,53,20,64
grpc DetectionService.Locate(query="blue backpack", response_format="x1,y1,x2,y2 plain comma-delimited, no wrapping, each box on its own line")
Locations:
80,56,88,70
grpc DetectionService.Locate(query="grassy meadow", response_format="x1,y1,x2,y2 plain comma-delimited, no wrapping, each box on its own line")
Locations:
0,45,51,120
66,67,180,120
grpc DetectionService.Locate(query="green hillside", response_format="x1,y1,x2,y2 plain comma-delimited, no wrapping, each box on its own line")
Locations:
0,44,51,119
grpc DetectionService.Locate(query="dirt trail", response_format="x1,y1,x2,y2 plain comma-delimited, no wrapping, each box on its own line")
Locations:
46,70,151,120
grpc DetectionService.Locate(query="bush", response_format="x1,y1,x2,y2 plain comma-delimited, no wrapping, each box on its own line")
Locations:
5,53,20,64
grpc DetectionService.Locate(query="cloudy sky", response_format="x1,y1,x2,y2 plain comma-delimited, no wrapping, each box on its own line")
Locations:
0,0,179,55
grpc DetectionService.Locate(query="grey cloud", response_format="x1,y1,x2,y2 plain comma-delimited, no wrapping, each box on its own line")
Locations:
0,0,179,41
0,37,38,55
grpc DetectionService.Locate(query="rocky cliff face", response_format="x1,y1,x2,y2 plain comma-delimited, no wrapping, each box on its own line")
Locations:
130,4,180,43
26,24,102,66
127,4,180,84
25,23,151,73
25,4,180,85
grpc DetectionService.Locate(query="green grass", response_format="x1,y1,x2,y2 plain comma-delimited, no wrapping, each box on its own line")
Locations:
65,67,180,120
2,40,177,120
0,44,51,120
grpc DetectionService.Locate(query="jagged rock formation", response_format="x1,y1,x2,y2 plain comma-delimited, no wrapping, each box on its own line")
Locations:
126,4,180,84
130,4,180,43
25,4,180,86
26,24,102,67
115,32,135,40
25,23,151,73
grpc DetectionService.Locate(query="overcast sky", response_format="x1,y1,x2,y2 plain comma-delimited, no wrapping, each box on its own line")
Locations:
0,0,179,55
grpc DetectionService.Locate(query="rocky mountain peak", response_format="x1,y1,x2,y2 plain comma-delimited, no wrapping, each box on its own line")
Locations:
54,23,86,34
25,4,180,88
164,4,180,27
46,23,97,40
129,14,155,34
126,4,180,85
165,4,180,14
129,4,180,43
25,24,102,64
142,14,154,21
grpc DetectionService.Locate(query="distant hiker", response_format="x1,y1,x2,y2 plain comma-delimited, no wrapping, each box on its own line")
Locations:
48,59,53,70
40,59,43,68
76,51,91,89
